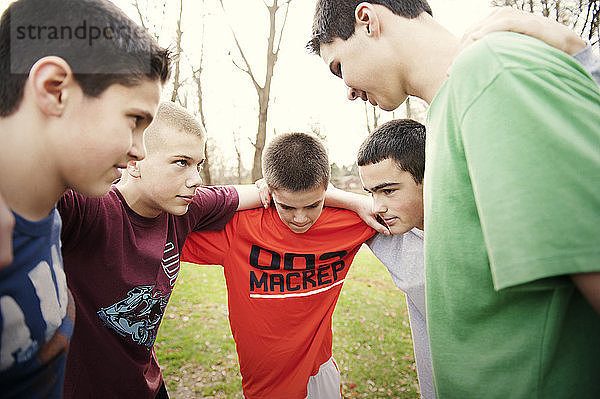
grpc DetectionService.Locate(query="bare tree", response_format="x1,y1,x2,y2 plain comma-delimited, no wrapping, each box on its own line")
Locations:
364,103,380,134
170,0,184,104
575,0,600,48
191,0,213,185
131,0,166,41
134,0,214,183
218,0,292,181
233,131,245,184
192,62,213,186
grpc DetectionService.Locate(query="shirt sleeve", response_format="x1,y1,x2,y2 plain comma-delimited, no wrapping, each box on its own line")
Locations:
460,66,600,290
181,214,237,266
188,186,239,232
57,189,99,252
573,46,600,86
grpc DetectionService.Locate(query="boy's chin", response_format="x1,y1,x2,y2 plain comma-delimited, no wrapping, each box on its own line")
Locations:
389,224,413,235
287,224,313,234
168,205,190,216
70,181,112,199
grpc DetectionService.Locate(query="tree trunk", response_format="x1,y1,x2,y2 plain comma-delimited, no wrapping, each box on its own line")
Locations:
219,0,291,181
170,0,184,104
252,92,269,181
406,96,412,119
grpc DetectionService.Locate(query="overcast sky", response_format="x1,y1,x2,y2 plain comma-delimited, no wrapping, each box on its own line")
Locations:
0,0,496,167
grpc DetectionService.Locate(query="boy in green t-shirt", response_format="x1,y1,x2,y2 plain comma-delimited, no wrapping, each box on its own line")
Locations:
308,2,600,397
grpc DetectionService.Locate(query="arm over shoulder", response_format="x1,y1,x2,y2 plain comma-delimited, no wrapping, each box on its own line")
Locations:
190,186,239,231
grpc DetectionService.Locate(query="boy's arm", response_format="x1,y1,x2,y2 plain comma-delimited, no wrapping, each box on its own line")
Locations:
460,7,586,56
233,184,270,211
325,184,389,235
459,8,600,85
571,272,600,315
0,192,14,268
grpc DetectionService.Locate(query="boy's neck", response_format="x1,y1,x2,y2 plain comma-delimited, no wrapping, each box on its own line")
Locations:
390,12,460,104
0,111,65,221
116,179,163,219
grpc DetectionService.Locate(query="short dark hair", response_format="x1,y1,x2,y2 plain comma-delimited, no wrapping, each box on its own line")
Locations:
0,0,171,117
263,132,330,192
357,119,425,184
308,0,432,55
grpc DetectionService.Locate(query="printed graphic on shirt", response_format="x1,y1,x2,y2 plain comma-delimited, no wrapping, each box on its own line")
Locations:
248,245,347,298
161,242,179,287
0,245,68,371
97,285,168,348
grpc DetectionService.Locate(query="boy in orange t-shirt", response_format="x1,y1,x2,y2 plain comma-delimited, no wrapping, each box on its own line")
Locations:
182,132,375,399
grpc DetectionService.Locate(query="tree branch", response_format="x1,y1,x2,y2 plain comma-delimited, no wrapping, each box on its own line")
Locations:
275,0,292,57
248,137,257,149
132,0,148,31
218,0,261,92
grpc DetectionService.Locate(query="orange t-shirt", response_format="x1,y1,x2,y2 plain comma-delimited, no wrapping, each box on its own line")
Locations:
181,206,375,399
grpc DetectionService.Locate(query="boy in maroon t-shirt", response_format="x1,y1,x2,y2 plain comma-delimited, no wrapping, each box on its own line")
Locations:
57,102,269,399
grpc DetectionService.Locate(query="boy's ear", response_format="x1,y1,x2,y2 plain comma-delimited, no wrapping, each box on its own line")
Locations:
29,56,74,117
126,160,141,178
355,2,381,38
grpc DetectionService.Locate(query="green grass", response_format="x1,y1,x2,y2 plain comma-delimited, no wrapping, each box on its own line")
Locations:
156,246,419,398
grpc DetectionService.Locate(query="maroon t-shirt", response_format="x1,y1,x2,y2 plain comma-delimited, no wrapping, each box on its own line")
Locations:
58,185,239,398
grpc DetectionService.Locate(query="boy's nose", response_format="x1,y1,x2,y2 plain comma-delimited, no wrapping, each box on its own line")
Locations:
187,170,203,188
347,86,367,101
128,133,146,161
372,197,387,214
293,212,309,224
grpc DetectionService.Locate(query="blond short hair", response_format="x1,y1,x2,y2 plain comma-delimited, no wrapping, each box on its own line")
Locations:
144,102,205,149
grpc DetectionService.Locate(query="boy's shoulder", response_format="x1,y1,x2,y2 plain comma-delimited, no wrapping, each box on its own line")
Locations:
452,31,581,83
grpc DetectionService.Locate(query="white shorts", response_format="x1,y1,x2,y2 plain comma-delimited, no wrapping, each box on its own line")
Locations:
242,357,342,399
306,357,342,399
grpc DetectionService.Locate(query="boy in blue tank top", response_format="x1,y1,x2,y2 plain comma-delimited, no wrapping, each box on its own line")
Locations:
0,1,170,397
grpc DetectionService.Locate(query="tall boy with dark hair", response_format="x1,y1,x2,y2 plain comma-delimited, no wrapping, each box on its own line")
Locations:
0,0,170,397
182,132,376,399
309,1,600,397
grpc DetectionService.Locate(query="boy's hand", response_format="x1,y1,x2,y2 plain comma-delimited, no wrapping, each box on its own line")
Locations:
0,193,14,269
456,7,586,64
353,195,391,236
324,185,390,236
254,178,271,208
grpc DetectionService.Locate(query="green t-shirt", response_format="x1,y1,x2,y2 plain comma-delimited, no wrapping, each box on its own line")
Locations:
425,32,600,398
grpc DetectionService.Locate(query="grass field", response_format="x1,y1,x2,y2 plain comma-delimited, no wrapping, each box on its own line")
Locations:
155,246,420,398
